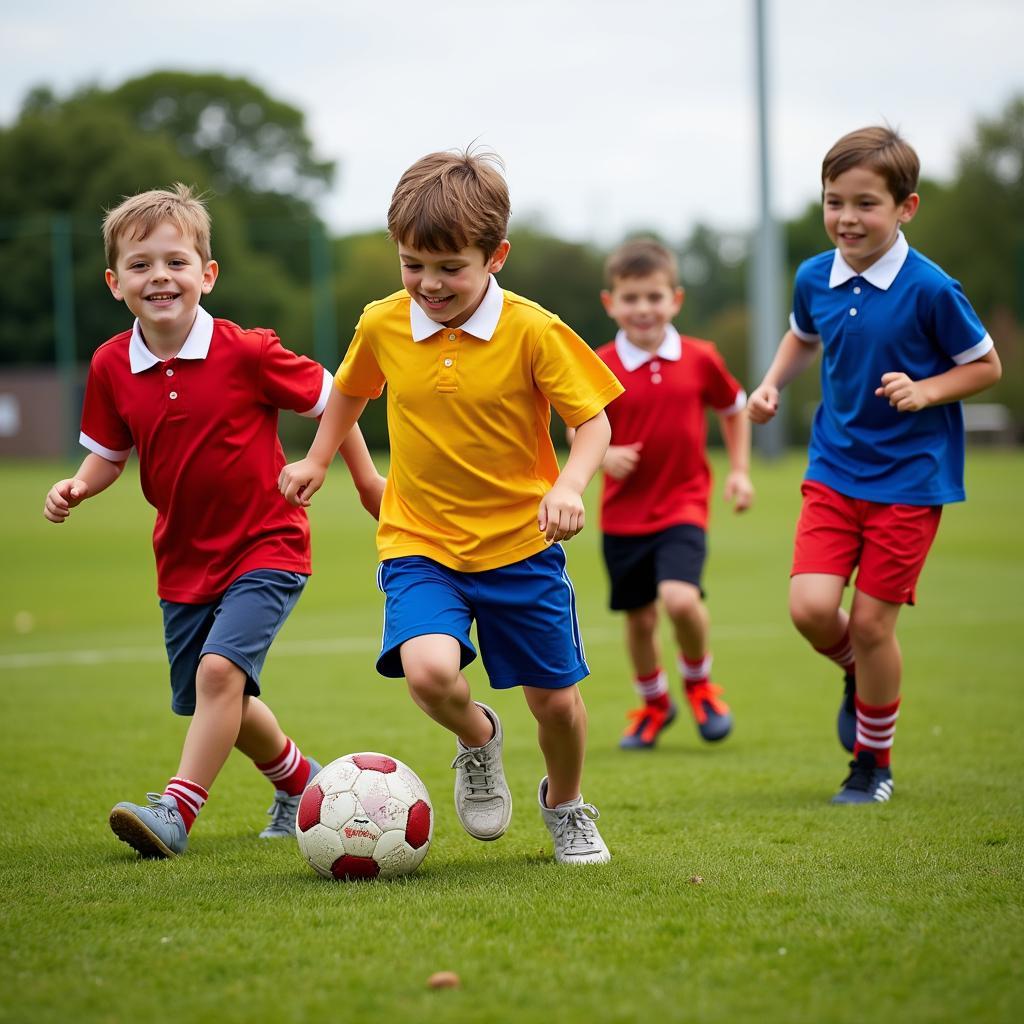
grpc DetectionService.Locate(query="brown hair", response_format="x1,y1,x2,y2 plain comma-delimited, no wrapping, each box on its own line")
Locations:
821,126,920,202
387,149,510,256
604,238,679,288
102,183,212,269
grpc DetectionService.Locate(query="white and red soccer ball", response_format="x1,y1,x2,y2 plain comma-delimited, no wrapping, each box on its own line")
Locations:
296,753,433,880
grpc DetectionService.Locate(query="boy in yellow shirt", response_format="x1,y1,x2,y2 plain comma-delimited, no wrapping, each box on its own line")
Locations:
280,150,623,863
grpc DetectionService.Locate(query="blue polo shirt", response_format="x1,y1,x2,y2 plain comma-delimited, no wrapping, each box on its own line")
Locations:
790,232,993,506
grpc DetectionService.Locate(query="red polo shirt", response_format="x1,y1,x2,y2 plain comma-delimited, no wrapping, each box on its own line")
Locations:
80,308,332,603
597,328,745,535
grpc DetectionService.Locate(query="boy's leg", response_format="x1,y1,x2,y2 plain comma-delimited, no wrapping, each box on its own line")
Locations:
620,602,677,748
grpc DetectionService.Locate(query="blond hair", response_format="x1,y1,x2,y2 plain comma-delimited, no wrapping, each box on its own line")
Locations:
102,183,212,269
604,238,679,288
821,126,920,203
387,149,510,256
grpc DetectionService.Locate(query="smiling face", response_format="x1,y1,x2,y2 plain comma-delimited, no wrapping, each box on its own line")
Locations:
105,220,218,351
823,166,919,273
601,271,684,351
398,240,510,329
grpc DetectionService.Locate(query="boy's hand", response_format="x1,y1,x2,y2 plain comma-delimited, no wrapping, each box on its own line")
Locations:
358,473,387,521
875,372,927,412
746,384,779,424
724,471,754,513
538,483,585,543
43,478,90,523
603,442,643,481
278,458,328,507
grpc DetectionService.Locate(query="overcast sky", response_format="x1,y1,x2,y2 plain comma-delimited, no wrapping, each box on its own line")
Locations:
3,1,1022,244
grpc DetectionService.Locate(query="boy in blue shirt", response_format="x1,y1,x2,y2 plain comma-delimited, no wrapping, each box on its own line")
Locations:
748,126,1001,804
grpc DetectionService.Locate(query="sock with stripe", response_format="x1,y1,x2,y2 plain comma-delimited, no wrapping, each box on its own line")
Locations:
853,695,901,769
680,653,712,691
163,777,208,833
256,737,312,796
815,629,856,678
634,668,670,712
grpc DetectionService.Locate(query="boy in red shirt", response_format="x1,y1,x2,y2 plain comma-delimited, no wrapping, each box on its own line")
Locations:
43,184,383,857
595,240,753,748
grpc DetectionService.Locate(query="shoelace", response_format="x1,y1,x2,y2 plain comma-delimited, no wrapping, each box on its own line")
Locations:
840,756,876,792
451,749,499,801
144,792,182,825
551,803,603,852
265,791,301,830
685,682,728,724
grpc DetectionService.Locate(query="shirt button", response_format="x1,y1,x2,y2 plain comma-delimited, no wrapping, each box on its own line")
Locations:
650,361,661,371
853,286,862,295
849,308,858,316
448,333,457,341
165,368,174,377
443,358,453,367
651,374,662,384
169,391,178,399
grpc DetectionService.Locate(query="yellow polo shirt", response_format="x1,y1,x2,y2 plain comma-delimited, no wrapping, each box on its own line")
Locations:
335,277,624,572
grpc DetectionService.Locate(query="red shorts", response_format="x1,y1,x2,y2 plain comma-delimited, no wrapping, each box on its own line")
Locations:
792,480,942,605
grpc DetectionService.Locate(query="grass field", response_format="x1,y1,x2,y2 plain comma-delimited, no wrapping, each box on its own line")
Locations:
2,451,1022,1024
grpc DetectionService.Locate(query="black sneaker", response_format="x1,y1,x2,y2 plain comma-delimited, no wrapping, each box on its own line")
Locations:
837,672,856,752
830,750,894,804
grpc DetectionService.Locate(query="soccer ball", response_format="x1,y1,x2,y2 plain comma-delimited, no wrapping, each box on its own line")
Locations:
295,752,433,880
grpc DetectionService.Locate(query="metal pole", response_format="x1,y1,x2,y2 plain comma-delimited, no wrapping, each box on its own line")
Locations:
51,212,78,457
751,0,785,457
309,221,337,369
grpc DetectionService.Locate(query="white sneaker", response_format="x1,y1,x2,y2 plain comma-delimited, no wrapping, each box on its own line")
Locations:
538,777,611,865
451,702,512,841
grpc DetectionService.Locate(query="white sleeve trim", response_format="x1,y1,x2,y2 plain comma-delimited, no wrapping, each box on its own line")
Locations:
299,367,333,418
80,431,132,462
789,313,820,343
952,333,994,366
716,390,748,417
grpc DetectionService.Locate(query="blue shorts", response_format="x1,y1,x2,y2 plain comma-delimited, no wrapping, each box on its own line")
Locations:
376,545,588,690
160,569,308,716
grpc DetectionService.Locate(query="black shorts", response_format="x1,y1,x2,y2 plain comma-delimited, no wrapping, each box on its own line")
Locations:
602,524,707,611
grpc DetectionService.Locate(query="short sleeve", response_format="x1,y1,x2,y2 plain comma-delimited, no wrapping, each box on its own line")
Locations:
930,279,992,365
702,344,746,414
532,318,624,428
334,317,386,399
790,264,820,342
257,331,332,417
79,357,133,461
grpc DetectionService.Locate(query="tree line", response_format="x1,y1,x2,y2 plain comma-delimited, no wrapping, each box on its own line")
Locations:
1,72,1020,448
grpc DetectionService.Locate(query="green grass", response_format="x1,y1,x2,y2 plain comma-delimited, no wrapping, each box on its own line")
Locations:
1,451,1022,1024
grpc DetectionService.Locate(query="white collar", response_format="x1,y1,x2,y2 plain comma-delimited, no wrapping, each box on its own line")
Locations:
614,325,682,371
129,306,214,373
829,230,909,290
409,274,504,342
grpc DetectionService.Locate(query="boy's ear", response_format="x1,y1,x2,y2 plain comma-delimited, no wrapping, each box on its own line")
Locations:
488,240,511,273
104,269,123,302
202,260,219,294
600,289,614,317
898,193,920,224
674,286,686,312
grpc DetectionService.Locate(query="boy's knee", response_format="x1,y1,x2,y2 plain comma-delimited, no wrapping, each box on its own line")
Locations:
529,686,583,730
195,653,246,701
658,581,701,623
849,607,894,650
789,593,832,636
626,603,658,636
404,657,460,705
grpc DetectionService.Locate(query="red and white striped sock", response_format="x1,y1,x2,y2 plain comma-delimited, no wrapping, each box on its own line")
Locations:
680,653,712,691
815,629,856,677
163,777,208,833
853,695,901,769
634,668,670,711
256,737,311,796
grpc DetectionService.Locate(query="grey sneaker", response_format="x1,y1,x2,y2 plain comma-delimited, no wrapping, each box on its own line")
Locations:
109,793,188,858
451,703,512,841
260,757,321,838
538,777,611,865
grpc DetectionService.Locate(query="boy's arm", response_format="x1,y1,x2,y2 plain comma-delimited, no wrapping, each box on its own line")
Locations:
716,408,754,512
279,388,369,507
747,330,821,424
539,410,611,543
566,424,642,481
875,348,1002,412
43,452,126,523
336,424,386,520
